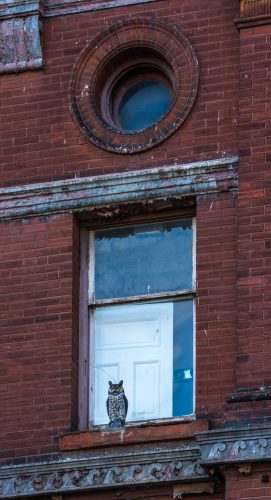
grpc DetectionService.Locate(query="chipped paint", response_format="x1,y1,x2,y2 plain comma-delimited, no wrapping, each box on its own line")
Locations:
0,157,238,220
0,0,158,20
0,1,43,74
196,424,271,466
0,440,209,498
0,0,44,18
45,0,158,17
0,16,43,74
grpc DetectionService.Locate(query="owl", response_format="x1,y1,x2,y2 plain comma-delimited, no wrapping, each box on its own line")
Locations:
106,380,128,429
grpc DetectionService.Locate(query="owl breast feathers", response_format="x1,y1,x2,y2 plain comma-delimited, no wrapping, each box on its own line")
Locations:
106,380,128,429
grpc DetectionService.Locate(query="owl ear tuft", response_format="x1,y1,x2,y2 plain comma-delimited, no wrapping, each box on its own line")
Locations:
109,381,113,387
119,380,123,385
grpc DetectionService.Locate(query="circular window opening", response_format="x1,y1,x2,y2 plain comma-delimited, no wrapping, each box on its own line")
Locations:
70,19,199,154
98,51,175,134
110,69,173,132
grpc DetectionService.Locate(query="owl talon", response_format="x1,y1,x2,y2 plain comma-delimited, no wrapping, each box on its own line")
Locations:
109,418,125,429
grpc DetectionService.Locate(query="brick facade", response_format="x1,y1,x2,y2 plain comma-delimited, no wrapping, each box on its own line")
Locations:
0,0,239,186
1,0,271,498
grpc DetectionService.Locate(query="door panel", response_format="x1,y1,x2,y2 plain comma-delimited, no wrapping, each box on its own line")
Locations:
93,302,173,424
133,361,159,419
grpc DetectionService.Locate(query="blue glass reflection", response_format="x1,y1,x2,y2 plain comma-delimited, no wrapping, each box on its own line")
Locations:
95,219,193,300
173,299,194,416
118,80,172,132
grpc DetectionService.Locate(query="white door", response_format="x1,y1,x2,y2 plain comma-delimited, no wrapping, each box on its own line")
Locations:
93,302,173,425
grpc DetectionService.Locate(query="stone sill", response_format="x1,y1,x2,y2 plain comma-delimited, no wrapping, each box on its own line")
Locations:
236,12,271,28
59,419,209,451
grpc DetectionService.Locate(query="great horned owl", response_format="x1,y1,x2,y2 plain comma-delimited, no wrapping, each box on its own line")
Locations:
106,380,128,429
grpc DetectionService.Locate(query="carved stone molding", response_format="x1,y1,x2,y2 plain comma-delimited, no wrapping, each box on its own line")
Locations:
237,0,271,27
196,424,271,466
0,443,209,498
0,157,238,221
2,425,271,497
45,0,159,17
0,0,44,74
0,0,174,21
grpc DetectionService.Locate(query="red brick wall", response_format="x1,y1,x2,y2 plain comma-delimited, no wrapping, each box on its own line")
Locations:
196,192,237,426
0,214,79,462
225,470,271,500
0,0,241,463
0,194,238,461
0,0,239,187
227,23,271,423
68,484,225,500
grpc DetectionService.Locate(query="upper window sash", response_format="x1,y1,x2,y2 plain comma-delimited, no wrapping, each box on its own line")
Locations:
88,218,195,305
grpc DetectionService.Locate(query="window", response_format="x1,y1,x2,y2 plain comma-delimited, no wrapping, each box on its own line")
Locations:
70,18,199,154
88,218,195,426
99,49,175,135
111,71,173,132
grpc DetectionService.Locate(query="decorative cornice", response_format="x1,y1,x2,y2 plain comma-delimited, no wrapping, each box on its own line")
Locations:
0,0,45,19
45,0,158,17
196,425,271,466
0,0,159,20
0,157,238,220
2,424,271,497
0,442,209,498
0,1,44,74
237,0,271,28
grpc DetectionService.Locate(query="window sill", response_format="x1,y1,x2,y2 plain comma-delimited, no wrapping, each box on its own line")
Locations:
59,418,209,451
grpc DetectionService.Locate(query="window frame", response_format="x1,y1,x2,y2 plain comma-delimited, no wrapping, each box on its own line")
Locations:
78,213,196,430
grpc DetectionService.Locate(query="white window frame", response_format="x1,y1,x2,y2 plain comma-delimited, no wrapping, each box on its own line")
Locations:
78,216,196,429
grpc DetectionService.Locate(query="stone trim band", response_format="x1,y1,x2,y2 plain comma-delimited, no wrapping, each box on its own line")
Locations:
0,157,238,220
0,442,208,498
196,425,271,466
2,424,271,498
0,0,157,20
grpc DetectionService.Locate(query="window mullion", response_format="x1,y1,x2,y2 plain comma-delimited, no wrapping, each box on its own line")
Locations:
89,289,195,307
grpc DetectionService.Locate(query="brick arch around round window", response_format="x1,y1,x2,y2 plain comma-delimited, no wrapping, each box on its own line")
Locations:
69,18,199,154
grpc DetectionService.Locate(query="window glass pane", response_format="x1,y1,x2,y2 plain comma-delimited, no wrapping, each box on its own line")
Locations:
95,219,193,300
118,80,173,132
93,298,193,425
173,299,194,416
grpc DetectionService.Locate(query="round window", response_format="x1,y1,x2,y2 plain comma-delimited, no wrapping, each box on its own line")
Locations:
111,70,173,132
118,80,172,131
99,55,176,134
70,19,199,154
